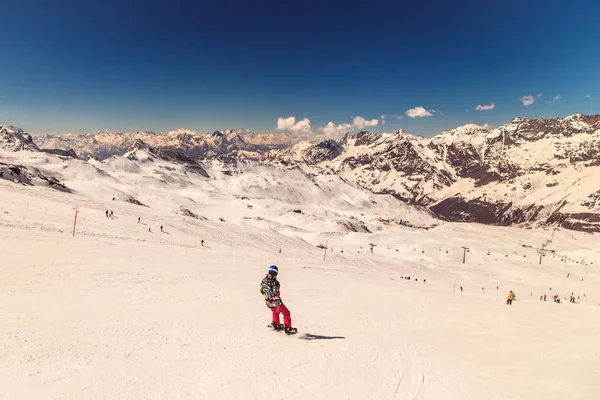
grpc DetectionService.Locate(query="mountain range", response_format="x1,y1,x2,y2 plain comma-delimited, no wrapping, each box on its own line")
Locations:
3,113,600,232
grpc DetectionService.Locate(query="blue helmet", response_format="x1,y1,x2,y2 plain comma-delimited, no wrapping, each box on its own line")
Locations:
268,265,278,275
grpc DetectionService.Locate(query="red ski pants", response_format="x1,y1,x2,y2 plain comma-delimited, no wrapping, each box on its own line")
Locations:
271,304,292,327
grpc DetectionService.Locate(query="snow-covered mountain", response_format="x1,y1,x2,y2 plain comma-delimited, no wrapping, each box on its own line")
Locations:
7,114,600,231
33,128,290,160
243,114,600,231
1,125,40,152
32,128,350,161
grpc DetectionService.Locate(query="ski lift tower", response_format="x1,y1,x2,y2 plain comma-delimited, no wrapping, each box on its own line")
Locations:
461,246,470,264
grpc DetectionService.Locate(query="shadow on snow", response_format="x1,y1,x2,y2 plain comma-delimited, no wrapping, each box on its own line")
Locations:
302,333,346,340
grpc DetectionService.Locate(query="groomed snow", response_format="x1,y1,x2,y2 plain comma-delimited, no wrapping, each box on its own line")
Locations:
0,150,599,400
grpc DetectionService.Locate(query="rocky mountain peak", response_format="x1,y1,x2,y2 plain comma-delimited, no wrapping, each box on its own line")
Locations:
0,125,40,152
127,138,154,153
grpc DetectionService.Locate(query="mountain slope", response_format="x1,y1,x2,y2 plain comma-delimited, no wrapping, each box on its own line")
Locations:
9,113,600,231
248,114,600,231
1,125,40,152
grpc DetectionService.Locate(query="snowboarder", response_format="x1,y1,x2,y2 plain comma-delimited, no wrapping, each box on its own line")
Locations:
260,265,296,334
506,291,515,305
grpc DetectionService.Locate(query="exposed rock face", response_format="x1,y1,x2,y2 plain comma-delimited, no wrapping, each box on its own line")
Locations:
0,161,71,192
39,148,79,159
125,139,210,178
1,126,40,152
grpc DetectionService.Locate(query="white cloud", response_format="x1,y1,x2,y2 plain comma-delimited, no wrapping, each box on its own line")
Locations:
553,95,562,101
520,95,535,107
482,123,493,130
382,119,386,125
276,116,312,134
537,93,543,98
352,116,378,129
475,102,495,111
319,116,379,135
320,121,352,135
381,113,403,120
584,94,591,98
405,106,433,118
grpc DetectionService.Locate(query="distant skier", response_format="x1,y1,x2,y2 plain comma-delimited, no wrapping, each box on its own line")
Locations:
201,239,204,246
138,217,141,223
110,210,114,217
506,291,515,305
260,265,297,334
105,210,109,218
160,225,163,232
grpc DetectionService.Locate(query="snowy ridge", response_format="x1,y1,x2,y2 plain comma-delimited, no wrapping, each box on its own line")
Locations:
250,114,600,231
0,125,40,152
14,113,600,231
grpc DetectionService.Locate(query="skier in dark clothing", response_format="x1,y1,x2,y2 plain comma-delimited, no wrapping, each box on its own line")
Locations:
260,265,297,334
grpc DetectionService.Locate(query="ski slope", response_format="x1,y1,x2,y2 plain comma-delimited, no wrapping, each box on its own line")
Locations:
0,150,599,400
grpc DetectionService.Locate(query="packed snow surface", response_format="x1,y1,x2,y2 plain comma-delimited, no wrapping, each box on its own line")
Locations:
0,150,599,400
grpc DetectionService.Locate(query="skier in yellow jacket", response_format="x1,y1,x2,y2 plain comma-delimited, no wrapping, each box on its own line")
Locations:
506,291,516,305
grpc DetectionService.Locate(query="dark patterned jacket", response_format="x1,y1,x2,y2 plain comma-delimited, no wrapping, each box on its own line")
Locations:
260,274,281,308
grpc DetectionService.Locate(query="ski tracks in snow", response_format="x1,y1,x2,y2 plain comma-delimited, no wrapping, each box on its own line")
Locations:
386,345,426,400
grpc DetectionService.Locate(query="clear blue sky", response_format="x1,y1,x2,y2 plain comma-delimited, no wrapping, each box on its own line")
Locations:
0,0,598,136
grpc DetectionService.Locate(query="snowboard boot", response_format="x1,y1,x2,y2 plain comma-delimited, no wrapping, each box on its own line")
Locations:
284,326,298,335
270,322,284,331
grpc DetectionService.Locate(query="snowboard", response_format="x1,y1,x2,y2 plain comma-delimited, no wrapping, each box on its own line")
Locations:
267,324,298,335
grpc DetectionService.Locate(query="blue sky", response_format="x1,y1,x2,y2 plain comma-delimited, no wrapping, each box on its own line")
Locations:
0,0,598,136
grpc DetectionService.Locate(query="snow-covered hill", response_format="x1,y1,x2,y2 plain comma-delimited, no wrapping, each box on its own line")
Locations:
1,137,599,399
13,113,600,231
